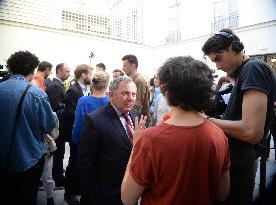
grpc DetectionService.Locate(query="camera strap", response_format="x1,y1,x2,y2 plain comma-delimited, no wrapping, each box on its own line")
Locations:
6,84,32,170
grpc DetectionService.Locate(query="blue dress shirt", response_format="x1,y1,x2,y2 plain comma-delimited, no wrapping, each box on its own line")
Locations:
150,87,161,112
0,75,57,171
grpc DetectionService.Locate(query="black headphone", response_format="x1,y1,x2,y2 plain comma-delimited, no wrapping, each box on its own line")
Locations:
215,31,244,53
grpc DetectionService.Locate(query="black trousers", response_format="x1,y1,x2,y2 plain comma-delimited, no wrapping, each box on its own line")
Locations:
0,155,45,205
52,134,65,181
224,160,258,205
65,141,81,195
253,172,276,205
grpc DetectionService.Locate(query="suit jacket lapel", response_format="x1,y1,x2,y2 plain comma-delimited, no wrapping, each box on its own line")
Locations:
76,82,84,97
106,104,132,148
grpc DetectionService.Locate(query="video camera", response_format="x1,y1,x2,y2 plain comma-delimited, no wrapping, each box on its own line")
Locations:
0,64,11,82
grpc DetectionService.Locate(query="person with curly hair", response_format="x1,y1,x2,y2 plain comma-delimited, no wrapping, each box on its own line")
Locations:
121,56,230,205
0,50,57,205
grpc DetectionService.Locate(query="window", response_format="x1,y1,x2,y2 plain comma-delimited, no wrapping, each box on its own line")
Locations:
166,0,182,43
212,0,239,32
0,0,143,43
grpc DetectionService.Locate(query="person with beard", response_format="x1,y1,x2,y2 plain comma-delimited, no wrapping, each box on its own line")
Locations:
33,61,53,91
63,64,93,205
46,63,70,187
46,63,71,114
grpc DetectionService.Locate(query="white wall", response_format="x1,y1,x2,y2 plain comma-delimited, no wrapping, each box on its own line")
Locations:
239,0,276,27
1,20,276,82
236,22,276,55
143,0,168,47
0,21,153,79
180,0,213,40
143,0,213,46
151,20,276,80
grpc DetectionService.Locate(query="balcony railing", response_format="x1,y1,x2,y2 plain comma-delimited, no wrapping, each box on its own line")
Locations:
211,11,239,32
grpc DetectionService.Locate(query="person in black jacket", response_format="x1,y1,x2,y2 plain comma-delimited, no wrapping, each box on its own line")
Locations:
63,64,93,205
46,63,70,187
78,76,140,205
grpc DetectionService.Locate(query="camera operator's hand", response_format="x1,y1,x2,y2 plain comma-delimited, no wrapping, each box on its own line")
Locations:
149,86,155,93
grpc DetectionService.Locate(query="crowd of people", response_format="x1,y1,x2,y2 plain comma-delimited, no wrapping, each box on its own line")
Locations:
0,29,275,205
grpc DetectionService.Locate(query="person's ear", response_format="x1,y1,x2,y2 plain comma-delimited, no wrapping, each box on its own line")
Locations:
109,91,114,100
131,63,136,70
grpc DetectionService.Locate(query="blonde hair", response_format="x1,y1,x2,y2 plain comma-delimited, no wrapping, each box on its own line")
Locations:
91,71,110,91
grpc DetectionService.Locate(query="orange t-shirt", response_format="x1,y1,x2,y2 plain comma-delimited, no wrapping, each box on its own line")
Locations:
130,120,230,205
33,73,46,91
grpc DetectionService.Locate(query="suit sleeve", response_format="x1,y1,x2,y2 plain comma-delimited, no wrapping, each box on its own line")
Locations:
64,88,79,117
46,84,63,112
72,99,85,144
78,115,100,203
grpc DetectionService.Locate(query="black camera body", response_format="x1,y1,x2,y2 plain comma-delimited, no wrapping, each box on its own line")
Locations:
0,64,11,82
0,65,11,83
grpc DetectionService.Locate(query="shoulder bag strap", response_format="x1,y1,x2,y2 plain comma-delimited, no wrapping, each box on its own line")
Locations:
7,84,32,169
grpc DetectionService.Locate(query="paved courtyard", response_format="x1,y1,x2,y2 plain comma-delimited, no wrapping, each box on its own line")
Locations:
37,141,276,205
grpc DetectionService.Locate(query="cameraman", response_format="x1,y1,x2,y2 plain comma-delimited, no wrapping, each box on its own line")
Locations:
202,29,276,205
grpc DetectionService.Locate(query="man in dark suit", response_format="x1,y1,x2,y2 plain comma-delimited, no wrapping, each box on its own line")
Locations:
46,63,70,186
78,76,140,205
64,64,93,205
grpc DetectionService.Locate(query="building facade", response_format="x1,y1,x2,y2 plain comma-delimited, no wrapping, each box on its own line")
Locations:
0,0,275,79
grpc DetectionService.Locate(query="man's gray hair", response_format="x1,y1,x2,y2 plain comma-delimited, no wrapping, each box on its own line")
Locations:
109,76,133,93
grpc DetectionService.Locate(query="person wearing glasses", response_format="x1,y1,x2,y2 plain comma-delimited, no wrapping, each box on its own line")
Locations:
202,29,276,205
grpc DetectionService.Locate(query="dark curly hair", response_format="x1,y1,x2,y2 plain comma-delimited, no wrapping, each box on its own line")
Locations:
158,56,215,112
202,28,244,55
6,50,39,76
